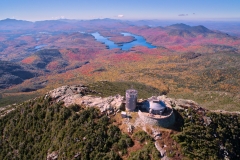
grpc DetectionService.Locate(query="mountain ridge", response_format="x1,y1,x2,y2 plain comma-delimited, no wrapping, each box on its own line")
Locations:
0,83,239,159
0,60,38,89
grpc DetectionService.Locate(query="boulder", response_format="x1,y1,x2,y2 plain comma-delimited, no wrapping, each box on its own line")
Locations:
47,151,58,160
155,141,166,157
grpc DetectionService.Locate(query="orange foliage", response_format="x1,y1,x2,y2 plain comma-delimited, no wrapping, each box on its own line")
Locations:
46,61,61,70
78,63,95,76
21,56,38,64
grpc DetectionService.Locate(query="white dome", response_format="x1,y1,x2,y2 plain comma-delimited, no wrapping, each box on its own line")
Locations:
149,100,166,111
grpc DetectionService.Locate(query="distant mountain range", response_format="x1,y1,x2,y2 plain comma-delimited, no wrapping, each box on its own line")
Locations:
0,18,128,31
1,18,240,36
0,18,33,30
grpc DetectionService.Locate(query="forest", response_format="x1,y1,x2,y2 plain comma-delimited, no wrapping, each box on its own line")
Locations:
0,93,240,159
0,96,159,160
173,108,240,159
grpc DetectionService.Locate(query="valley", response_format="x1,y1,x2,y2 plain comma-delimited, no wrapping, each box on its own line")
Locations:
0,19,240,112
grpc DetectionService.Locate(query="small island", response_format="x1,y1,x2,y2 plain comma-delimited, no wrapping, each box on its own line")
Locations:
109,35,136,45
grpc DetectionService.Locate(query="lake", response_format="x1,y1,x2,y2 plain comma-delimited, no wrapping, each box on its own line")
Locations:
35,44,47,50
91,32,156,51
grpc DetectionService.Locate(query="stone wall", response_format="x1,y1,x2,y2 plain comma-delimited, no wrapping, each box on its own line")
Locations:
138,109,175,128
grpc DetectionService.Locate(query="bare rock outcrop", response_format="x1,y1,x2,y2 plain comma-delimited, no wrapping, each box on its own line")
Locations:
48,84,90,99
47,84,91,106
47,85,123,112
156,95,201,110
75,94,124,112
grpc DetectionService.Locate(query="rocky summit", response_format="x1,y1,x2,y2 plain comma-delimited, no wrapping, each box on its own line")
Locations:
47,85,202,112
47,85,124,112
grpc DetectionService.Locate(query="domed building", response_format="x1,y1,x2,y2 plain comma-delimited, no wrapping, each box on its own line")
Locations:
139,96,175,128
142,98,167,115
123,88,175,128
149,100,166,115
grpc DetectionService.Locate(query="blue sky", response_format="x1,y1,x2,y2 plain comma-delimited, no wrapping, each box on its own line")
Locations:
1,0,240,21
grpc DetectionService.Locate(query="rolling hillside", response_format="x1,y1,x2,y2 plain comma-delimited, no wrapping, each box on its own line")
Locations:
0,19,239,112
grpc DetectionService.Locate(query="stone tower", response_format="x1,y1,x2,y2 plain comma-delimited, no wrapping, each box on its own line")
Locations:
125,89,138,111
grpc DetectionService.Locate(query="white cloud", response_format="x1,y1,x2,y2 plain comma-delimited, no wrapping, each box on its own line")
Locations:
117,14,124,18
178,14,188,16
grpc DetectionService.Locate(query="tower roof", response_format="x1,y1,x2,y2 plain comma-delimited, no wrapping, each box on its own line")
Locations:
126,89,138,95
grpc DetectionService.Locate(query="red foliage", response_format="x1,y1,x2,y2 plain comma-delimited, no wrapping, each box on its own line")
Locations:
167,45,187,52
61,48,100,62
125,26,240,52
110,52,143,62
109,36,135,44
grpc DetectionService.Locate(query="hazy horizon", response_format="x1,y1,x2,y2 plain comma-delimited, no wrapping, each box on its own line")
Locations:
2,17,240,24
1,0,240,21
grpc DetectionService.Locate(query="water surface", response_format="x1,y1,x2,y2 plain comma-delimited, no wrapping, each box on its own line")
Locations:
91,32,119,49
121,32,156,50
35,44,47,50
91,32,156,51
